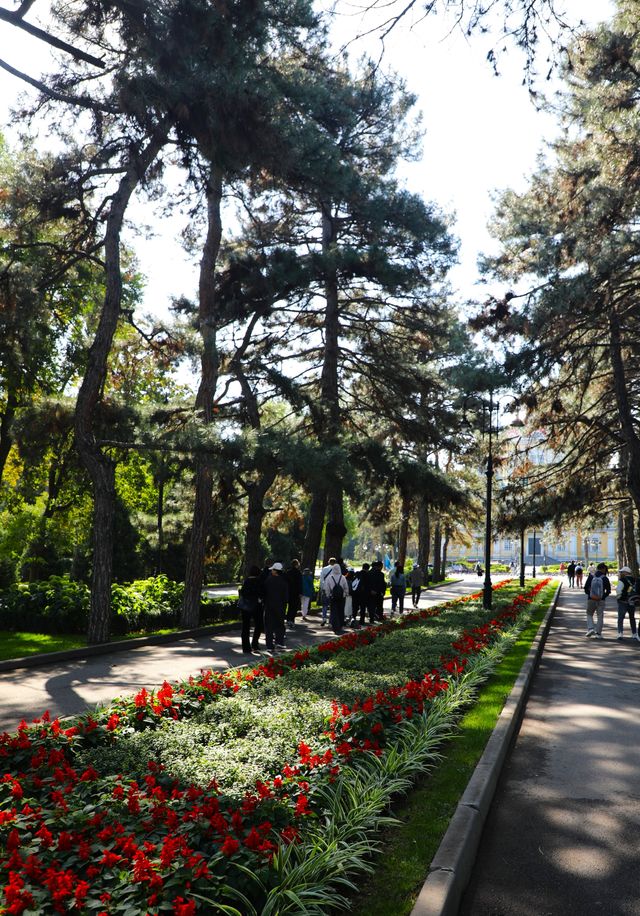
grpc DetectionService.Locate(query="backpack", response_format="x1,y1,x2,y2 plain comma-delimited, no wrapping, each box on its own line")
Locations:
589,575,604,601
627,578,640,608
331,576,343,600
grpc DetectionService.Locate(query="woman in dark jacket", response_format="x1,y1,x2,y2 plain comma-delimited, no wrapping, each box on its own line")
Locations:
239,565,264,653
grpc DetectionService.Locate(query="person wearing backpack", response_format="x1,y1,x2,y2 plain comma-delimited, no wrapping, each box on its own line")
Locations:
575,562,584,588
615,566,639,641
584,562,611,638
322,562,349,634
389,562,407,615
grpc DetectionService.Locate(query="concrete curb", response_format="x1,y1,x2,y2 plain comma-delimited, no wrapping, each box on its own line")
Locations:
410,580,562,916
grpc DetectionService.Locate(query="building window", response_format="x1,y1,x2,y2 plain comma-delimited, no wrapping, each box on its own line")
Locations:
504,538,512,550
528,536,541,555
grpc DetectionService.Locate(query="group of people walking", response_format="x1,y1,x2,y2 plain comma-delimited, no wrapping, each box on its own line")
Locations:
565,560,585,588
583,562,640,641
238,556,427,654
318,558,426,633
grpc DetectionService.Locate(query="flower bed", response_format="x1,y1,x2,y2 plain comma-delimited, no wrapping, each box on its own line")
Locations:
0,578,554,914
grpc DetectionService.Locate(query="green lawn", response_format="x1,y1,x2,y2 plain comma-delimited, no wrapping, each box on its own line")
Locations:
349,584,555,916
0,620,244,662
0,631,86,662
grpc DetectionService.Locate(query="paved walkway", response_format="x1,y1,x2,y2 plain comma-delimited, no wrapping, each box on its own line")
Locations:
458,583,640,916
0,576,486,734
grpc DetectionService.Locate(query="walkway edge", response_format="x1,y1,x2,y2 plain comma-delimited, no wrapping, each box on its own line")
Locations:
410,580,562,916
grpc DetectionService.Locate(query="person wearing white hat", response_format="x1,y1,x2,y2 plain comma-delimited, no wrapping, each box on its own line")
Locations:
616,566,640,641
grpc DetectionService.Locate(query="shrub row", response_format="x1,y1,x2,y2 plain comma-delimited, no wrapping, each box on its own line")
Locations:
0,574,237,635
76,586,522,795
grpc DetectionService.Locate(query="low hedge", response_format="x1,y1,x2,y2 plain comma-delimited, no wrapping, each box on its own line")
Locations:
0,574,238,635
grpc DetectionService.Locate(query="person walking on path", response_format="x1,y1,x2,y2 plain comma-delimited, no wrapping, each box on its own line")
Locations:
238,565,264,654
344,568,355,624
354,562,372,625
584,561,611,638
285,559,302,629
368,560,386,622
319,557,336,626
263,562,289,652
615,565,639,641
575,561,584,588
409,563,424,607
566,560,576,588
300,567,314,620
389,562,407,615
323,562,348,634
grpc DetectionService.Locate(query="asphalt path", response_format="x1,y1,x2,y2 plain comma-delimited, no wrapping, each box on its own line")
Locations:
459,582,640,916
0,574,491,734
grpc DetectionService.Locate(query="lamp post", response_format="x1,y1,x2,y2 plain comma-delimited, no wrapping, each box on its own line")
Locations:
463,390,508,610
483,390,494,610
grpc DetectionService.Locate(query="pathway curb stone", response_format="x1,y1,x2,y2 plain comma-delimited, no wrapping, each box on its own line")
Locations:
410,579,562,916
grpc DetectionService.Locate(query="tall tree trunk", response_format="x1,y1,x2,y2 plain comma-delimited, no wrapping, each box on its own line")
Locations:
319,200,345,561
75,126,167,644
624,503,639,576
609,304,640,517
442,525,451,577
397,493,411,566
417,496,430,579
617,508,626,569
243,467,278,575
181,166,223,628
324,490,347,563
0,386,17,483
432,518,442,583
302,488,327,571
156,473,164,574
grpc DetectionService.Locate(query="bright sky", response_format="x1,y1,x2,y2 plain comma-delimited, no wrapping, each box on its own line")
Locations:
0,0,615,315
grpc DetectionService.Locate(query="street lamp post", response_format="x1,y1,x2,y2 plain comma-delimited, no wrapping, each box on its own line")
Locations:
463,390,506,611
483,390,494,610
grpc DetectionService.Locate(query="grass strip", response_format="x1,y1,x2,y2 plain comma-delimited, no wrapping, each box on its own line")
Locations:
349,585,554,916
0,617,246,662
0,631,86,661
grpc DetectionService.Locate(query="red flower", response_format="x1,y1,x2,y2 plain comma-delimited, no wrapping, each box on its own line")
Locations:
220,836,240,857
172,897,197,916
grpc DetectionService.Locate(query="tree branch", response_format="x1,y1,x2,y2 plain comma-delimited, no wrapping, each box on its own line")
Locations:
0,57,117,112
0,5,105,68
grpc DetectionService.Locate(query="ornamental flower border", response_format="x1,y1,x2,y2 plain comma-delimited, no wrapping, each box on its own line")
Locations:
0,578,553,915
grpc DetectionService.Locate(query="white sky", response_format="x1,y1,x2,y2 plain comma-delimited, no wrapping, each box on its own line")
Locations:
0,0,615,315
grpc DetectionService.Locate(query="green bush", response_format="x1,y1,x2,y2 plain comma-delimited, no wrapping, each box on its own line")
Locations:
110,574,183,634
0,573,239,636
0,575,90,634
